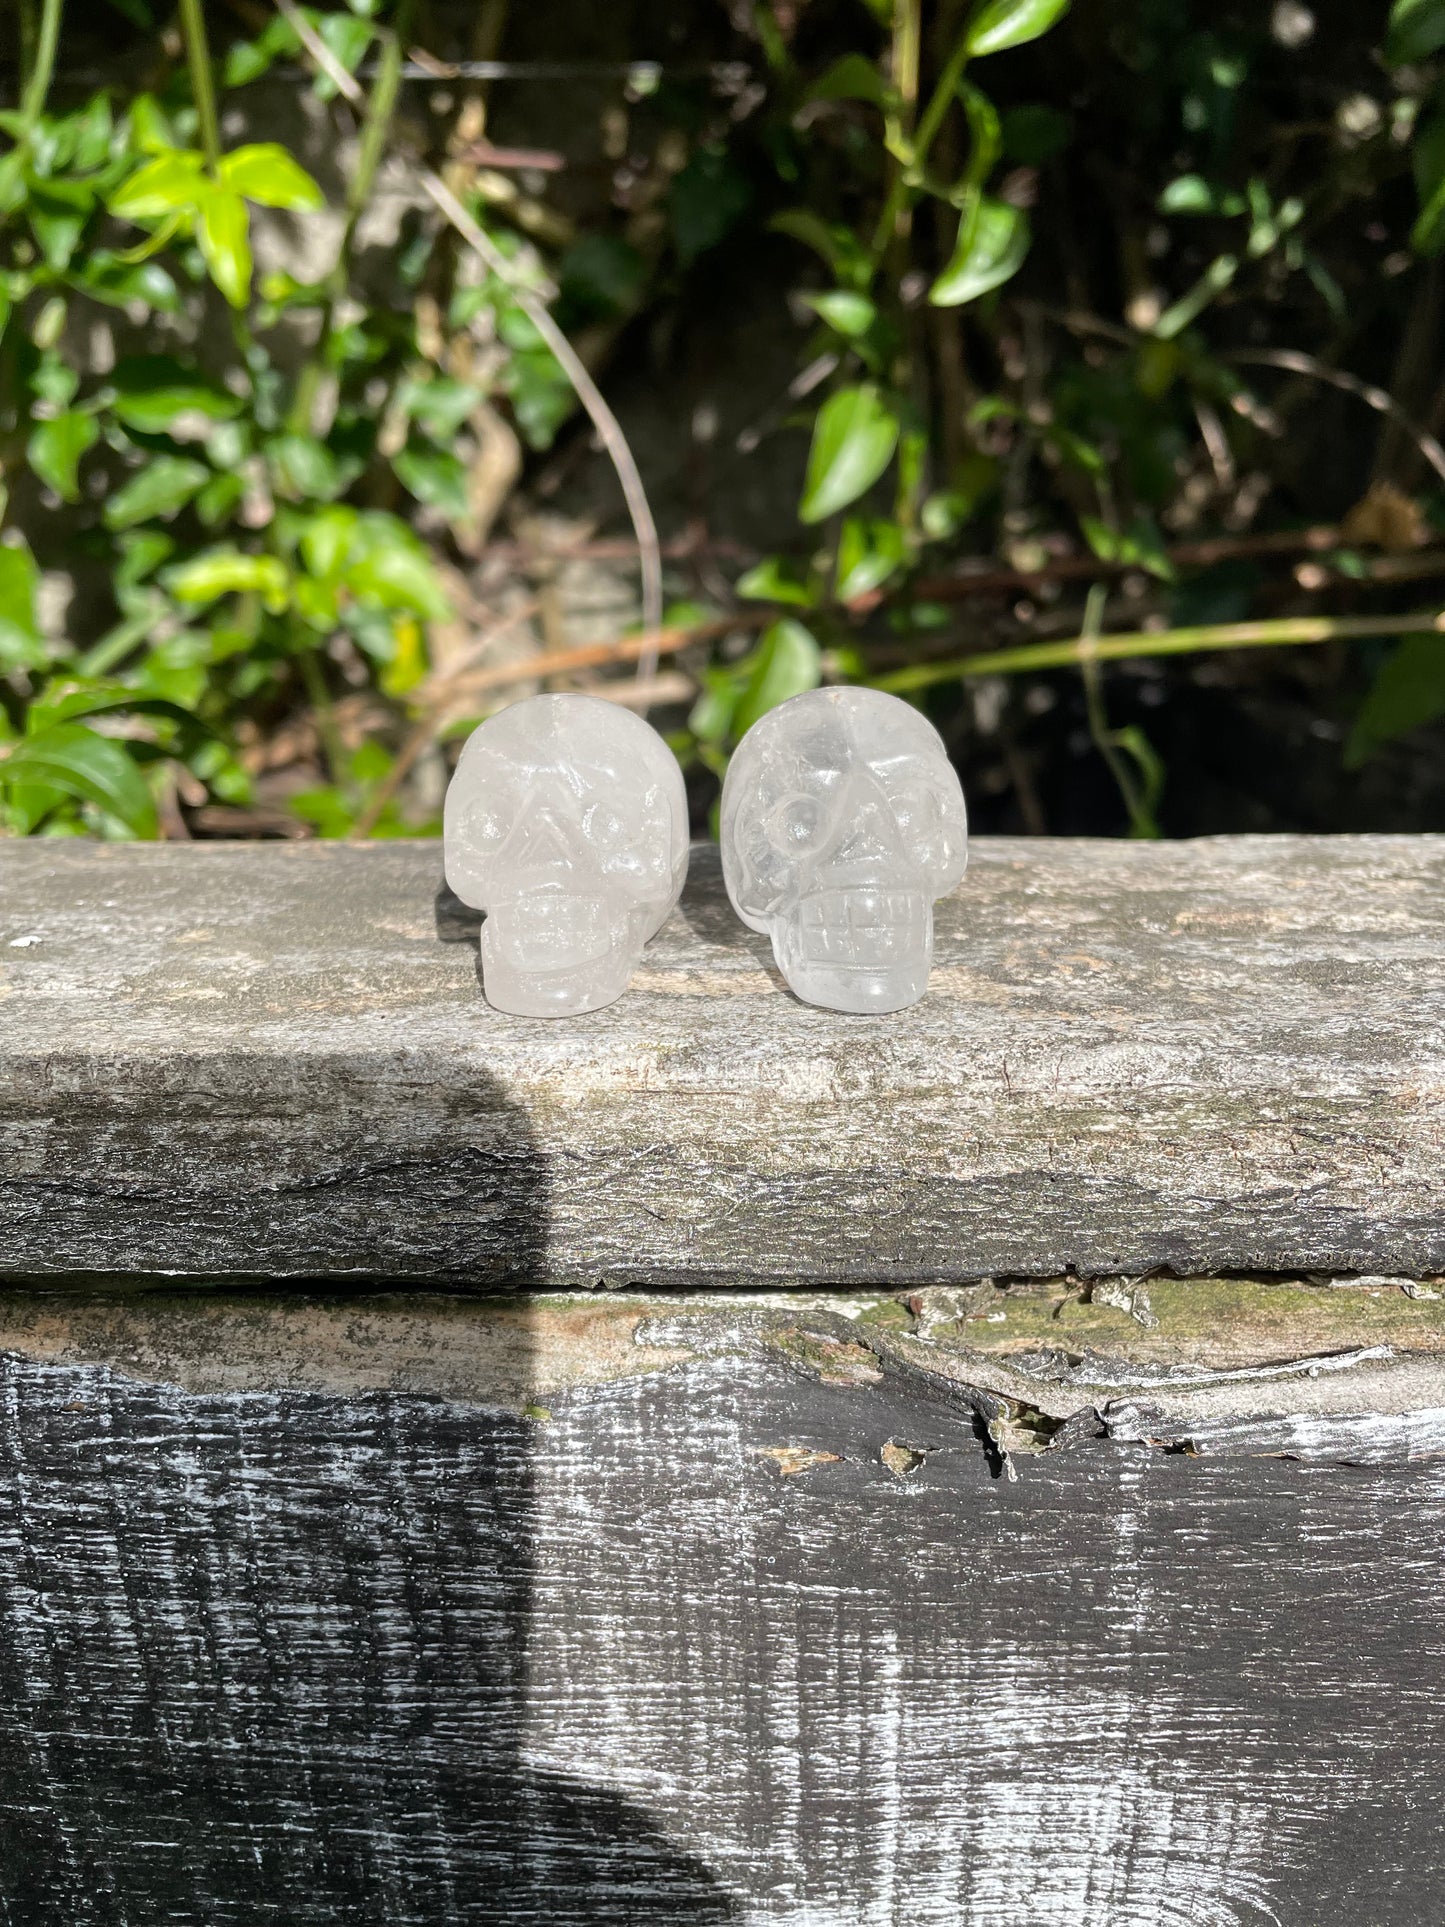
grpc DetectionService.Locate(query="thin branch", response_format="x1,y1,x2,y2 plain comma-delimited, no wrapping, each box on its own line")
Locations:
428,613,748,700
18,0,61,130
177,0,222,169
271,0,664,683
875,610,1445,693
420,174,664,664
898,525,1348,606
1229,349,1445,488
288,14,408,435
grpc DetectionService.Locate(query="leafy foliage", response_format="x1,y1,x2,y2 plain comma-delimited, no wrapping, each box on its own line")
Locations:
2,0,1444,843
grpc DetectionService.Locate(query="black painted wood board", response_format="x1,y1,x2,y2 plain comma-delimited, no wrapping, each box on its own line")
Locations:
0,1343,1439,1925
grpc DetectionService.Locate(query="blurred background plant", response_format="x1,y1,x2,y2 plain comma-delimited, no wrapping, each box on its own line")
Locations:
3,0,1445,839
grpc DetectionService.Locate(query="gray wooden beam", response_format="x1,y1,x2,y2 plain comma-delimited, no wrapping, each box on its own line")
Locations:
2,834,1442,1284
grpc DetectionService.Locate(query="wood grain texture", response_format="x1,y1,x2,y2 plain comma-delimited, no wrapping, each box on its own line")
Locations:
0,1336,1442,1925
1,834,1443,1284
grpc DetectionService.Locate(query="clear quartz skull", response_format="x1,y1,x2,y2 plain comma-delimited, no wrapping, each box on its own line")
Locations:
720,686,967,1013
444,693,689,1017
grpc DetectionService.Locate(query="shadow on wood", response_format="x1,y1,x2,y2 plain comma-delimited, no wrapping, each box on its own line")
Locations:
0,1075,737,1924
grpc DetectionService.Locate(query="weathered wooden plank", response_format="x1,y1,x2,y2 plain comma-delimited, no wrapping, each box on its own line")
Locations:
0,1324,1441,1924
2,834,1443,1283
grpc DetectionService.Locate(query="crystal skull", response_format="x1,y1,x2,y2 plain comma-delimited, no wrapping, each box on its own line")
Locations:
720,687,967,1013
444,693,689,1017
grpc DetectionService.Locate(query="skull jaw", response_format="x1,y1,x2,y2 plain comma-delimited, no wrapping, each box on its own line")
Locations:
773,888,933,1014
479,892,651,1018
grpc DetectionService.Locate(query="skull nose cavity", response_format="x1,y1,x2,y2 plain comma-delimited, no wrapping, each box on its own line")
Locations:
505,808,576,874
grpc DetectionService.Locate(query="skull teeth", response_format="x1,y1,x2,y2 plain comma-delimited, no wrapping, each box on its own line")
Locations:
793,890,927,964
493,892,612,969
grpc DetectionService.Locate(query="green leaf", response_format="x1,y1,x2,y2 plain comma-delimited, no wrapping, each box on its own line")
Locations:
1387,0,1445,64
32,354,77,412
1412,114,1445,255
288,785,355,837
501,348,576,449
808,54,888,105
395,376,485,439
110,355,243,431
930,196,1029,306
799,384,901,524
920,485,983,540
266,433,343,502
299,506,359,583
0,541,45,672
1080,512,1174,580
75,254,182,313
218,143,324,211
196,470,245,528
117,531,176,589
393,446,471,517
799,290,877,338
165,548,291,611
197,190,252,307
105,0,156,28
312,11,375,98
735,557,817,608
1345,633,1445,767
835,517,906,601
559,233,647,315
28,411,99,502
342,516,451,621
0,151,27,217
733,620,823,737
109,150,207,220
126,95,178,156
104,455,210,529
959,83,1001,192
29,180,96,271
1,723,158,838
770,210,873,290
669,148,753,267
223,16,301,87
965,0,1071,56
1159,174,1219,214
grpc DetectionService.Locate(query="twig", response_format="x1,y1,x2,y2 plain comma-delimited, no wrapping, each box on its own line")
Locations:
434,613,749,699
900,525,1350,605
271,0,665,683
1077,582,1160,838
1227,350,1445,488
289,12,408,437
18,0,61,130
453,141,565,173
875,609,1445,693
177,0,222,168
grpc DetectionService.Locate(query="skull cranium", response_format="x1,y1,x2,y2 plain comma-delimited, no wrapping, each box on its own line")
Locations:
444,693,689,1016
720,687,967,1012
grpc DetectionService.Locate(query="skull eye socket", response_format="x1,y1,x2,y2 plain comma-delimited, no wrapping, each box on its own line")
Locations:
889,783,938,841
584,803,625,847
768,794,826,852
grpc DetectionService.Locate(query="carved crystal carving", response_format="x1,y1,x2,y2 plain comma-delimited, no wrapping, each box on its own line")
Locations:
444,693,689,1017
720,687,967,1013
